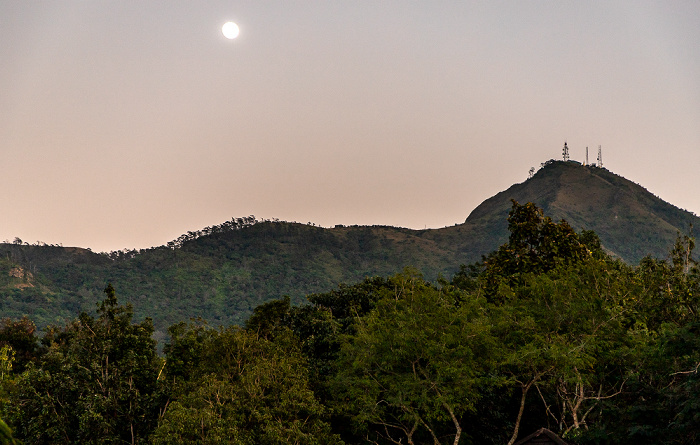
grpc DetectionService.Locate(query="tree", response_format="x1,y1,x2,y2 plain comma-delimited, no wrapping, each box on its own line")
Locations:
289,276,393,386
0,317,40,373
0,417,20,445
482,201,594,300
333,270,495,445
467,202,633,443
7,284,163,444
153,322,340,445
0,346,12,383
245,295,291,339
583,232,700,445
490,262,635,444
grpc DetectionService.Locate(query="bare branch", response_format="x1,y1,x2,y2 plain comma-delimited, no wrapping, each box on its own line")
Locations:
670,362,700,376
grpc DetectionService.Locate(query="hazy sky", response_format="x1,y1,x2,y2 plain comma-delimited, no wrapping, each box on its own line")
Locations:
2,1,699,252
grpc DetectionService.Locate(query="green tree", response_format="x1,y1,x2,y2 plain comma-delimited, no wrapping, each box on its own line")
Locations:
0,317,39,374
481,201,594,301
289,276,393,387
0,347,13,383
333,270,495,445
490,261,637,444
0,417,20,445
153,323,340,445
465,202,635,443
244,296,291,339
7,284,163,444
581,233,700,445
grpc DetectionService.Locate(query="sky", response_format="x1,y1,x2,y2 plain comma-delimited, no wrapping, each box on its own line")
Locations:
2,1,699,252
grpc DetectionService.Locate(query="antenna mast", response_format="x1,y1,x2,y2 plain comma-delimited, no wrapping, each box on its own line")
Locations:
597,145,603,168
563,142,570,162
585,146,589,166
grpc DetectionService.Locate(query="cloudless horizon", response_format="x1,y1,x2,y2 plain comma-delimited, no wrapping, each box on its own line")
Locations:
2,1,699,252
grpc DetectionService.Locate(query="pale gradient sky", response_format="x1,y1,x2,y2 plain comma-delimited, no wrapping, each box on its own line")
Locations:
2,1,699,252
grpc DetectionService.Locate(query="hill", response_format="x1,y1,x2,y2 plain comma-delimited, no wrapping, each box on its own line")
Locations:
0,220,469,339
464,160,700,263
1,161,698,336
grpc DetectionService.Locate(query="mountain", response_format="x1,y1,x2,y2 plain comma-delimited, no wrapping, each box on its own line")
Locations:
2,160,698,336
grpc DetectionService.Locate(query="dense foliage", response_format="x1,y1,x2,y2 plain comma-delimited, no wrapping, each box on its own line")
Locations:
2,201,700,444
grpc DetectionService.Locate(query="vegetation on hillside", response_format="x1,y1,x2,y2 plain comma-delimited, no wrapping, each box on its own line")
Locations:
0,217,471,337
2,201,700,444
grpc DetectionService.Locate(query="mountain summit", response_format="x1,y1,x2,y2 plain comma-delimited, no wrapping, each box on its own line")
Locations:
462,160,699,263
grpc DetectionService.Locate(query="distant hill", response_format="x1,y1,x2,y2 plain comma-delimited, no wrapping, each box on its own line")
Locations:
0,221,469,339
463,160,700,263
2,160,698,336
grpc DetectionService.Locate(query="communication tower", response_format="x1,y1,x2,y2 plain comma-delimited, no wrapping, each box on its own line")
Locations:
562,142,570,162
585,146,589,166
597,145,603,168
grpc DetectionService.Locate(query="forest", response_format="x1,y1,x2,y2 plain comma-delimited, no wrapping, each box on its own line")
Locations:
2,201,700,444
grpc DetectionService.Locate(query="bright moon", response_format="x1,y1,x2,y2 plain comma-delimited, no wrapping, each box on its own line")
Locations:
222,22,239,39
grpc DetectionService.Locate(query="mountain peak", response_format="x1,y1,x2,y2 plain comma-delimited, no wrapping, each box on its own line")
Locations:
465,160,698,263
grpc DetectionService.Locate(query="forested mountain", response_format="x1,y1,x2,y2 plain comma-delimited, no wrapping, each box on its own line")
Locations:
1,161,698,336
0,220,467,339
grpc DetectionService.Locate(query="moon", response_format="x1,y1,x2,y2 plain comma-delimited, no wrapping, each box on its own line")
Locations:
222,22,239,39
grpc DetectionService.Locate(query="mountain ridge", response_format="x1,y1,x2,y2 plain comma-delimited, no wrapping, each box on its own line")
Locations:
2,160,698,333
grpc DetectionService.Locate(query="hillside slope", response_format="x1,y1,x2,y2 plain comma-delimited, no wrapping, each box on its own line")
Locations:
0,222,468,336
